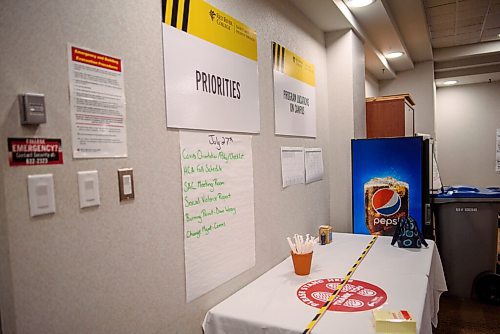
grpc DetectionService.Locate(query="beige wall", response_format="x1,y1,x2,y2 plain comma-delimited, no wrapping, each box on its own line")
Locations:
435,82,500,187
325,29,366,233
0,1,332,333
365,71,380,98
379,61,436,137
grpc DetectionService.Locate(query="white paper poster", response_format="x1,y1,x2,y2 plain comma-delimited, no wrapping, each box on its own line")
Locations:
180,131,255,302
496,129,500,173
273,42,316,137
281,147,305,188
68,45,127,158
162,0,259,133
305,148,324,184
432,153,443,191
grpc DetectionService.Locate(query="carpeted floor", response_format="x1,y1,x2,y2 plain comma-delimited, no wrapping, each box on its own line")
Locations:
433,295,500,333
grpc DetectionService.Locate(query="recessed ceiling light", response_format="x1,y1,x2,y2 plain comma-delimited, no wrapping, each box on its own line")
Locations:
385,51,404,59
497,33,500,38
345,0,376,8
443,80,458,85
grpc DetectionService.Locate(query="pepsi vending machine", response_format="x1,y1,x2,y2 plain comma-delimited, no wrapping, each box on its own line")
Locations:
351,136,430,235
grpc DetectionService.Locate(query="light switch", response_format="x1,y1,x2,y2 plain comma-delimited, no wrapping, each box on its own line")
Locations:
78,170,100,208
117,168,134,201
27,174,56,217
123,175,132,195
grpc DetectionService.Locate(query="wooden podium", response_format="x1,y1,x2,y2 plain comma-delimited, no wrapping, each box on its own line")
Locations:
366,94,415,138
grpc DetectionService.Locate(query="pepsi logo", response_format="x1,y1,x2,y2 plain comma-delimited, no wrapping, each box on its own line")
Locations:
372,188,401,216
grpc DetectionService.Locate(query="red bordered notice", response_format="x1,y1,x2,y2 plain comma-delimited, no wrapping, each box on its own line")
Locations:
68,44,127,158
8,137,63,166
297,278,387,312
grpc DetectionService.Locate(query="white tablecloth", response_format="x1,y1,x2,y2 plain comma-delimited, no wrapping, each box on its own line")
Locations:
203,233,447,334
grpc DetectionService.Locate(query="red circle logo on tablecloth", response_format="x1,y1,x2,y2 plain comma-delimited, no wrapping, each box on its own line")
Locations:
296,278,387,312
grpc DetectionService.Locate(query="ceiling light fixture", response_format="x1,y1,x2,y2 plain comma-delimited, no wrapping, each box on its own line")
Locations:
345,0,376,8
443,80,458,85
385,51,404,59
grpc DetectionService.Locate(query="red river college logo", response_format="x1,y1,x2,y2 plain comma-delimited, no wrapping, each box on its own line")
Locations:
297,278,387,312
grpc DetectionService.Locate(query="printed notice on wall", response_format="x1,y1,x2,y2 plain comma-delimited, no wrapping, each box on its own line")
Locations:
180,131,255,302
273,42,316,137
432,153,443,191
281,147,305,188
162,0,259,133
68,45,127,158
305,148,323,184
496,129,500,173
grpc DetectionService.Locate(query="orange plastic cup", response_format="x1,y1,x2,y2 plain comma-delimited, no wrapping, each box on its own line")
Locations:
291,251,313,276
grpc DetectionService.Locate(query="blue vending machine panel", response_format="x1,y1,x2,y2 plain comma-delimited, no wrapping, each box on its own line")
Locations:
352,137,424,235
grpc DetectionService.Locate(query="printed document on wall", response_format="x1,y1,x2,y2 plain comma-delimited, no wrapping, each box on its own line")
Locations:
432,153,443,191
272,42,316,137
496,129,500,173
281,147,305,187
305,148,323,184
67,45,127,158
180,131,255,302
162,0,259,133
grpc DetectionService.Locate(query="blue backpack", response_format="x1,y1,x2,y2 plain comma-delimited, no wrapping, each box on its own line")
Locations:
391,216,428,248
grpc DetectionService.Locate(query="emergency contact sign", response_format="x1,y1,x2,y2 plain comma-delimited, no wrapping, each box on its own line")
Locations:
8,137,63,166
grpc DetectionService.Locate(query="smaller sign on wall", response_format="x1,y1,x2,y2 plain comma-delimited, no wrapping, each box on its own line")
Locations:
67,44,127,158
8,138,63,166
281,146,305,187
305,148,324,184
496,129,500,173
273,42,316,137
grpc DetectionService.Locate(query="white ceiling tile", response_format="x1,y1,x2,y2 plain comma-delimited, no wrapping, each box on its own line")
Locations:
456,24,482,34
428,3,456,17
429,13,456,24
485,13,500,29
457,16,485,26
431,28,456,38
424,0,456,7
430,20,455,30
457,0,489,12
432,36,457,48
454,31,482,44
481,27,500,40
490,3,500,14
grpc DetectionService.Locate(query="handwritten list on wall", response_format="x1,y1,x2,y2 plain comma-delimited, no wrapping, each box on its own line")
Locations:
179,131,255,302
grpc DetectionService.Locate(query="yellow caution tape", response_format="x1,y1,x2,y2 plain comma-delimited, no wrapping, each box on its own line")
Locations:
302,235,378,334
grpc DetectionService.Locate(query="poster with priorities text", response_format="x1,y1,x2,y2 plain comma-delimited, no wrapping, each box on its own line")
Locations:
68,45,127,158
179,130,255,302
273,42,316,137
162,0,259,133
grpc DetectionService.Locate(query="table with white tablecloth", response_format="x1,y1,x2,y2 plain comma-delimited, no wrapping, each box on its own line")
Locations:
203,232,447,334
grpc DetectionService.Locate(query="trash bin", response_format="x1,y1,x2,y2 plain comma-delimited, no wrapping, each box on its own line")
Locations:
432,186,500,298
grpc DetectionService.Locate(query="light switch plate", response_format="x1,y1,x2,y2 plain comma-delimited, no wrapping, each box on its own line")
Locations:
78,170,100,208
27,174,56,217
117,168,134,201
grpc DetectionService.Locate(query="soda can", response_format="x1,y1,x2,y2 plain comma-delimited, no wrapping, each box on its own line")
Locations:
319,225,333,244
364,177,409,235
